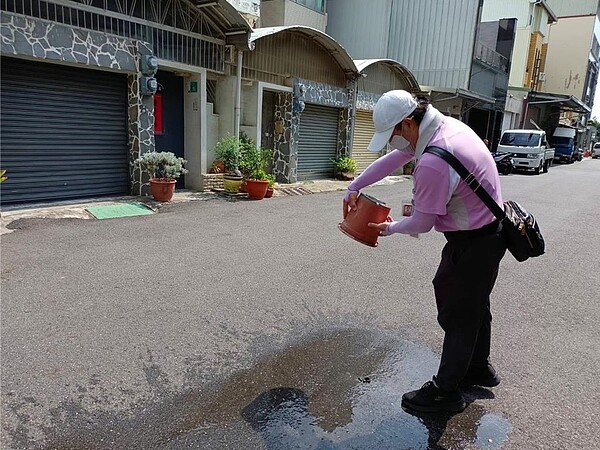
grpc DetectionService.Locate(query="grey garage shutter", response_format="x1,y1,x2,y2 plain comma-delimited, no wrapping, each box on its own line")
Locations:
297,103,339,180
352,110,380,173
0,57,129,205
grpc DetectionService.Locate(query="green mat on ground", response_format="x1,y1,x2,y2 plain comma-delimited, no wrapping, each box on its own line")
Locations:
86,203,154,219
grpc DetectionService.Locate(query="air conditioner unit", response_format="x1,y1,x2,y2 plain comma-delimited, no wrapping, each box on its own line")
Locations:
538,72,546,81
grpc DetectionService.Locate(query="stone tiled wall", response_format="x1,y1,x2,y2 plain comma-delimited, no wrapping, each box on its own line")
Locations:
295,79,350,108
272,91,295,183
127,53,155,195
356,91,381,112
338,81,357,158
128,44,156,196
0,11,155,196
0,12,137,71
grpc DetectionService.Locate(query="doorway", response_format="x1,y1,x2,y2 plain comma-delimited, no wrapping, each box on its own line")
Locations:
261,90,276,154
155,70,184,187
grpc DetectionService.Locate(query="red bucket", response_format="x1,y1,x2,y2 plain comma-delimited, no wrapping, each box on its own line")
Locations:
339,193,392,247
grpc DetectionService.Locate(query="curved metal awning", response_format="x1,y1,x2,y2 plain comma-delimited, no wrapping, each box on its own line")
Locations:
195,0,254,50
354,58,421,92
251,26,359,78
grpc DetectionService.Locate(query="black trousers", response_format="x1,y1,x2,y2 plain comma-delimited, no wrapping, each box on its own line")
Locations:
432,222,506,391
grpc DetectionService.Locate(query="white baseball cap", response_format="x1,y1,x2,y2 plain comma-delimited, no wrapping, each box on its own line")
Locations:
368,90,418,151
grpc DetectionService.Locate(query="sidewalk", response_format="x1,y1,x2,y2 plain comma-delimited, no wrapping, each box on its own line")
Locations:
0,176,410,235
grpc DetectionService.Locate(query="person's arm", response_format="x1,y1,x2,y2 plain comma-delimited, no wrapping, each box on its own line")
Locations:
346,149,413,195
369,209,436,235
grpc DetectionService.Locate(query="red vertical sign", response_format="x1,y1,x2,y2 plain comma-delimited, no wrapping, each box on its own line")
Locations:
154,94,163,135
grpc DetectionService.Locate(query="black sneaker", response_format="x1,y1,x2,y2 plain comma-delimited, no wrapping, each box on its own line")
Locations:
401,380,466,413
461,363,501,388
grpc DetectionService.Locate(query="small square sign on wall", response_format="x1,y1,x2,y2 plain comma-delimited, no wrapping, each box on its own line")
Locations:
189,81,198,93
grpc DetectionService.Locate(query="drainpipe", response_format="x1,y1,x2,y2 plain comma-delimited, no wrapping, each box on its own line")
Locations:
234,49,243,140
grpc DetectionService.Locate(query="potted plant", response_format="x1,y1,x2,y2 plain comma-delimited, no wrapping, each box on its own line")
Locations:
134,151,188,202
239,140,271,200
333,156,357,180
209,160,225,174
265,174,276,198
214,135,243,193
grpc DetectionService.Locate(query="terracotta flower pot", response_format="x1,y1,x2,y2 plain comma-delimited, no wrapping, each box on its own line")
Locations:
339,193,392,247
265,187,274,198
149,178,177,202
245,179,269,200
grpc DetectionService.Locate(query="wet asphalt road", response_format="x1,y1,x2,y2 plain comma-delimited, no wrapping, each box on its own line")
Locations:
1,159,599,450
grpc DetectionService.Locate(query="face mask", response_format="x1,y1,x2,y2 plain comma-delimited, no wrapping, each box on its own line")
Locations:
389,135,413,154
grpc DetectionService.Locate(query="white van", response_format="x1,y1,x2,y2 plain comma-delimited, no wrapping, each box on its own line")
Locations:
593,142,600,158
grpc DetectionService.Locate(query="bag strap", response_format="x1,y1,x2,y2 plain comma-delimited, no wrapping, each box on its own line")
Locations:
423,146,506,220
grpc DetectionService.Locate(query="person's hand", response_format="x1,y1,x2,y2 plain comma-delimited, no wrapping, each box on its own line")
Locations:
343,190,359,219
368,222,390,236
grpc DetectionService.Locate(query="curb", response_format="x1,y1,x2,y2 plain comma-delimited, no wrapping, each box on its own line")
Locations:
0,176,410,234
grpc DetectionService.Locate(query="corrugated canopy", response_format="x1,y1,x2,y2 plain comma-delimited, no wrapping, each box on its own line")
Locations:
251,26,359,78
421,86,497,105
195,0,253,50
528,91,591,114
354,59,421,92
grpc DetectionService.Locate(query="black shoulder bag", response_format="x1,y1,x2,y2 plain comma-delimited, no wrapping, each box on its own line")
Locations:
423,146,545,262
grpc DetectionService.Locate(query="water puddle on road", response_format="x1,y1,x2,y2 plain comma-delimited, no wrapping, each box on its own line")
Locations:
187,329,511,449
35,329,510,449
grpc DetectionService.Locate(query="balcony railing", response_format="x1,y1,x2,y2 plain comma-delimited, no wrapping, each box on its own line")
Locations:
474,42,509,73
1,0,225,72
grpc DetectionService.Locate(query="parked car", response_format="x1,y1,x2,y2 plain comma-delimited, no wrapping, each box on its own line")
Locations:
593,143,600,159
496,129,554,174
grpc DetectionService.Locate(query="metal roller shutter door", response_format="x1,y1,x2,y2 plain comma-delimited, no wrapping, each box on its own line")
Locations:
0,57,129,205
352,110,380,173
297,104,339,180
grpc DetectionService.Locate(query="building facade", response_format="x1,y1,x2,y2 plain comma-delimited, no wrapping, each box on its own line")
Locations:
259,0,326,32
467,18,516,148
326,0,511,144
481,0,558,134
543,0,599,145
248,1,422,178
483,0,597,150
0,0,253,205
240,26,359,182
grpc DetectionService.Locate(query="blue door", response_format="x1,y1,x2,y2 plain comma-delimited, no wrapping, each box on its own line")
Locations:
154,70,185,188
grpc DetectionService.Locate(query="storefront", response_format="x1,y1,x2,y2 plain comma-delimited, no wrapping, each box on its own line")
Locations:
234,26,359,183
0,0,252,205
